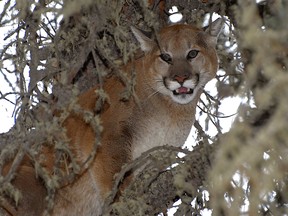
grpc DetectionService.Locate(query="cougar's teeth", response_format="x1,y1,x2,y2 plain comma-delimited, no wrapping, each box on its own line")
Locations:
173,87,194,95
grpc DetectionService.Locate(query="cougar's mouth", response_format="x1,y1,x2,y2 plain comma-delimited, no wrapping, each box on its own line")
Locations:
173,87,194,95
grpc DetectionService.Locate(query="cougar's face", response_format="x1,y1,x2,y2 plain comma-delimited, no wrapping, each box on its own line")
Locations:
150,25,219,105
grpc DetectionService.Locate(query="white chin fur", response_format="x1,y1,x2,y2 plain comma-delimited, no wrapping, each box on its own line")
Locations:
170,92,195,104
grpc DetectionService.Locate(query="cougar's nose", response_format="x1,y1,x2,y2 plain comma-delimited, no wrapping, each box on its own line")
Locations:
173,74,189,84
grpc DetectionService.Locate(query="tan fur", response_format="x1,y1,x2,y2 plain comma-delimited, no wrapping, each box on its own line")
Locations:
1,19,223,215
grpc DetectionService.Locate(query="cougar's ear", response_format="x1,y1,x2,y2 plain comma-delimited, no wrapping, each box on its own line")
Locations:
205,18,224,44
131,26,155,53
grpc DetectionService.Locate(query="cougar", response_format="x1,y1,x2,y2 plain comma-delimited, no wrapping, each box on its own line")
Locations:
1,18,223,215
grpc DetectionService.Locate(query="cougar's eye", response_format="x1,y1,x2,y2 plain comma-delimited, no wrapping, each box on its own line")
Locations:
187,50,199,60
160,53,172,63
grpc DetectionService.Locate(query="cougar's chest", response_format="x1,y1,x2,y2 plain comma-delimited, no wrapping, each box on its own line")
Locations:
131,113,193,160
